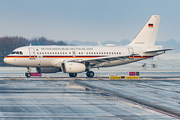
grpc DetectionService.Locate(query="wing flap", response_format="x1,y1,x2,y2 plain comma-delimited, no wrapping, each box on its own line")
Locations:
70,54,133,64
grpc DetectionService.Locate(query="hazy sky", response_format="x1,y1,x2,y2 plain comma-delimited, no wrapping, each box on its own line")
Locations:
0,0,179,42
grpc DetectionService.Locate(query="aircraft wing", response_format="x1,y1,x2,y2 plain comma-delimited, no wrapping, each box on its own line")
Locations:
68,54,135,66
144,49,173,53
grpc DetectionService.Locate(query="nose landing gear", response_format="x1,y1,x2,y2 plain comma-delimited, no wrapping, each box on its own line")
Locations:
25,72,31,78
25,67,31,78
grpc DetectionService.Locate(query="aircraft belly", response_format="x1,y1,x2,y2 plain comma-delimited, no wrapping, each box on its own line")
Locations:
16,58,52,67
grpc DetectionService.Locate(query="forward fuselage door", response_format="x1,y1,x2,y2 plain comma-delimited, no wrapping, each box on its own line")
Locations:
72,51,76,57
29,48,36,59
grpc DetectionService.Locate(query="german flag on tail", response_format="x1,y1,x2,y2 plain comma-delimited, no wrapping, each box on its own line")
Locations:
148,24,153,27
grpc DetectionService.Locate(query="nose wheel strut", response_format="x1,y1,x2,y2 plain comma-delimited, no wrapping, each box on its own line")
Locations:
25,72,31,78
25,67,31,78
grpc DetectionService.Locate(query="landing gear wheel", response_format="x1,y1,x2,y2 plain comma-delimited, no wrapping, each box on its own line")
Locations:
86,71,94,77
69,73,77,77
25,72,31,78
25,67,32,78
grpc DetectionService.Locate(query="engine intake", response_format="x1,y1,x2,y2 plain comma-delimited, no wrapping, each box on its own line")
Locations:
61,62,86,73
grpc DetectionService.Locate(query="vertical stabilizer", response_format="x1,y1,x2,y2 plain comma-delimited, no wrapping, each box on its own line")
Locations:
128,15,161,47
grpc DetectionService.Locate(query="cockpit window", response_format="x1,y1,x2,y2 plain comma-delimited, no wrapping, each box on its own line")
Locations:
11,51,16,54
11,51,23,55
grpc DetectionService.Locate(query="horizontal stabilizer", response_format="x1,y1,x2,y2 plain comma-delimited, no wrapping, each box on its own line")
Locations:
144,49,173,53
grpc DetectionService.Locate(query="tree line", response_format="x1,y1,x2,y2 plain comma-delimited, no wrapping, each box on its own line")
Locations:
0,36,67,66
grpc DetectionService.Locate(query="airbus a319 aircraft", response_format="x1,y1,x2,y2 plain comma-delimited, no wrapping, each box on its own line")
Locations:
4,15,172,77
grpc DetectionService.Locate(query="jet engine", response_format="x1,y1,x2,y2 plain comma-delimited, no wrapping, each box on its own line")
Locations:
61,62,86,73
36,67,61,73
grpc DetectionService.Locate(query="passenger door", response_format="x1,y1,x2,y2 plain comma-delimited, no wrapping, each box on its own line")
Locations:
72,51,76,57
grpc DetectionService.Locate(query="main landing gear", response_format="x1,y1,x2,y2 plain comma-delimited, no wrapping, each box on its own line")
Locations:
69,73,77,77
69,71,95,78
25,67,31,78
86,71,94,77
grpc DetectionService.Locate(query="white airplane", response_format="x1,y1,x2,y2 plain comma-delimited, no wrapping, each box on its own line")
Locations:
4,15,172,77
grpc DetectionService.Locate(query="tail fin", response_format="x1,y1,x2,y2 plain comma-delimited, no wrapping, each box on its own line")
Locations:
128,15,161,47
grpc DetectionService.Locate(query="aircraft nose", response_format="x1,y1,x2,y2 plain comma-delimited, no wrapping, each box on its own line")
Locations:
4,57,10,64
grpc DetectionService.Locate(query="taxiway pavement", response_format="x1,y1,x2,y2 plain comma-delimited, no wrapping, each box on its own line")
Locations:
0,79,179,119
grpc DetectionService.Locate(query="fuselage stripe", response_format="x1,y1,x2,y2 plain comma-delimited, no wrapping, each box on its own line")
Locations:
5,55,153,59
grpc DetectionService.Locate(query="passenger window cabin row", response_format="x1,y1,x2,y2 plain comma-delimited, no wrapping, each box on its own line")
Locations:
86,52,121,55
36,52,121,55
11,51,121,55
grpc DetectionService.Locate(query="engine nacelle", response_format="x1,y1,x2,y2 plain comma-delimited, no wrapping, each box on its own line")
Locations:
61,62,86,73
36,67,61,73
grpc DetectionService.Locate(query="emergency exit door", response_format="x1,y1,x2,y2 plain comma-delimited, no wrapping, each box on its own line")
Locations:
29,48,35,59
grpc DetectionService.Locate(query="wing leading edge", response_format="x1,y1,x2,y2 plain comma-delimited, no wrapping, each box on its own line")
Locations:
67,54,135,66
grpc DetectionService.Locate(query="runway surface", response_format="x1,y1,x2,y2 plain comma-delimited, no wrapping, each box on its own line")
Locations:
0,79,179,119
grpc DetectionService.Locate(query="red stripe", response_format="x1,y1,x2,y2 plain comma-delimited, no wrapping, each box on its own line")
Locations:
129,56,152,58
5,55,153,59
